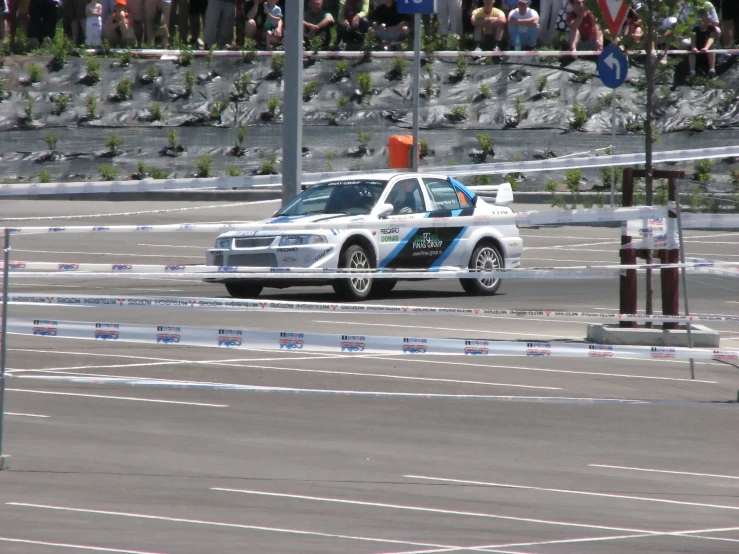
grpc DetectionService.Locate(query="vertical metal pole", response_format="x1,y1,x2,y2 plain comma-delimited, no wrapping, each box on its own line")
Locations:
0,229,10,461
620,168,637,328
281,0,303,206
674,186,695,380
411,13,421,172
610,98,616,207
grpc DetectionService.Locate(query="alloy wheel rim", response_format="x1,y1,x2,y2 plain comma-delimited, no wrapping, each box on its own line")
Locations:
349,250,370,293
475,247,501,288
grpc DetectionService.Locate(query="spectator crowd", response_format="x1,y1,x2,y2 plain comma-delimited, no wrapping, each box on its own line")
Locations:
0,0,735,73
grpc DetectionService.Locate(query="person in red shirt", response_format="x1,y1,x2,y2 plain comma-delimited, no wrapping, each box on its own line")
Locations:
565,0,602,51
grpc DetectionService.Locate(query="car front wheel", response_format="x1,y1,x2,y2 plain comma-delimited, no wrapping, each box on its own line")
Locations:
225,281,264,298
460,242,503,295
332,244,374,301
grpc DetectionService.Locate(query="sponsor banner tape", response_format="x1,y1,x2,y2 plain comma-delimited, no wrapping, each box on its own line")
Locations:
680,213,739,230
5,261,734,275
3,206,663,234
7,293,739,323
9,317,736,361
3,145,739,197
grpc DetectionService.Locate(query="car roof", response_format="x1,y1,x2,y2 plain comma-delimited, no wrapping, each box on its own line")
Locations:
316,172,448,184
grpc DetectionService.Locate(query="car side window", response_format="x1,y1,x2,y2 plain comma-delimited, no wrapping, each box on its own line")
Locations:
386,179,426,215
424,179,461,211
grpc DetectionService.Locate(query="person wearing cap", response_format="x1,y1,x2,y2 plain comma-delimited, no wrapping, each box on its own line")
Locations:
507,0,540,51
104,0,136,47
565,0,602,52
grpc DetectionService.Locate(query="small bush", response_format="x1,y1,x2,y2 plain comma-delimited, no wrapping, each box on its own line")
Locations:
39,169,52,183
234,125,247,150
448,106,467,122
209,97,230,120
116,76,133,101
688,118,706,133
476,133,494,156
26,63,42,83
571,104,588,129
455,53,467,79
388,56,408,81
207,45,216,67
266,97,280,117
53,93,69,114
545,178,558,193
85,58,101,84
177,69,193,94
357,72,373,96
23,97,34,121
259,154,279,175
271,54,284,77
419,138,431,159
626,121,644,133
730,169,739,191
477,83,491,100
106,133,123,154
143,64,161,83
150,102,163,121
332,60,350,81
86,95,98,120
536,75,548,93
233,73,251,98
514,96,525,122
167,129,179,150
150,167,169,179
326,150,335,170
337,95,349,108
303,78,319,102
118,49,133,66
693,159,714,183
362,28,377,58
99,164,118,181
308,35,323,55
178,43,194,66
226,166,243,176
357,126,371,150
44,133,59,151
195,153,214,177
242,38,258,63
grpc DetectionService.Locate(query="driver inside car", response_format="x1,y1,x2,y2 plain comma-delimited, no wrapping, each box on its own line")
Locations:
390,181,423,215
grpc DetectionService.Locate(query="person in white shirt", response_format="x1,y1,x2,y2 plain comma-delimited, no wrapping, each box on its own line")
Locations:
507,0,539,50
85,0,103,46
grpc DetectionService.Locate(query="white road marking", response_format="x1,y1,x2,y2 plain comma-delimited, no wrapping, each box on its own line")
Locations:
138,244,207,249
8,389,228,407
12,248,204,259
405,475,739,511
312,320,582,340
379,525,739,554
4,503,488,551
373,357,718,383
590,464,739,480
6,412,50,418
210,488,657,533
0,537,165,554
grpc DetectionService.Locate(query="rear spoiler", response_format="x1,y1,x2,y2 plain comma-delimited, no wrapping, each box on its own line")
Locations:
466,182,514,207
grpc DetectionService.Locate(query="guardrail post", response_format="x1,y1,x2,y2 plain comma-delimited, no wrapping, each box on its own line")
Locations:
620,168,637,328
659,172,683,330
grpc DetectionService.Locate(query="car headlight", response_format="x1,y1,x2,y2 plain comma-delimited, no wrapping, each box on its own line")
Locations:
215,238,232,248
279,235,327,246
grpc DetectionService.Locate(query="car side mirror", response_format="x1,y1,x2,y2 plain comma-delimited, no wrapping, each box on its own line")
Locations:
376,203,394,219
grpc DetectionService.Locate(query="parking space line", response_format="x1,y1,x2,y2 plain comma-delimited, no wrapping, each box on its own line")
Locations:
0,536,164,554
372,357,718,383
12,248,205,259
6,412,50,418
405,475,739,511
589,464,739,480
8,389,228,407
210,487,655,534
5,503,484,552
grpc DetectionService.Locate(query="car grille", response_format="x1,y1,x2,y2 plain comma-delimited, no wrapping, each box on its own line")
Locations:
226,253,278,267
212,254,224,266
234,236,275,248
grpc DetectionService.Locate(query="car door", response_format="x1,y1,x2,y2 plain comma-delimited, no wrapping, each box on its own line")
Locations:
420,178,471,268
376,177,431,269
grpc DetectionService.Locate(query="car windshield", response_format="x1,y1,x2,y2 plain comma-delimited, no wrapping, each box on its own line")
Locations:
277,180,388,216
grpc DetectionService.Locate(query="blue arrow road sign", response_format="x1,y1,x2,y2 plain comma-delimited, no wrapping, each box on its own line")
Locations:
597,44,628,89
397,0,435,14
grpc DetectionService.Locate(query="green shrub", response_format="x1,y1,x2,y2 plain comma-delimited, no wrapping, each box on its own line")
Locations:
26,63,42,83
143,64,161,82
233,73,251,98
178,43,194,66
209,97,230,120
118,48,132,66
149,167,169,179
357,72,373,96
259,154,279,175
336,95,349,108
167,129,179,150
44,133,59,151
184,69,196,96
419,138,431,159
270,54,284,76
388,56,408,81
357,126,371,150
195,153,214,177
85,58,101,84
226,166,243,176
23,97,34,120
689,118,706,133
106,133,122,154
234,125,247,150
514,96,525,122
332,60,350,81
53,93,69,114
476,133,494,155
571,104,588,129
309,35,323,55
99,164,117,180
303,78,319,101
150,102,163,121
39,169,52,183
693,159,714,183
477,83,491,100
455,53,467,79
266,97,280,117
116,77,133,101
86,95,98,120
536,75,548,93
448,106,467,122
242,38,258,63
326,150,335,170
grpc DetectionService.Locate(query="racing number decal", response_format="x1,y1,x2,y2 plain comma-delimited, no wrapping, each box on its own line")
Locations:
383,227,465,269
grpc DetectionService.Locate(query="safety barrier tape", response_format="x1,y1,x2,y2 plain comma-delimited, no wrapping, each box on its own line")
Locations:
9,317,737,361
89,47,739,59
3,146,739,197
4,261,732,275
6,293,739,324
680,213,739,230
3,206,663,234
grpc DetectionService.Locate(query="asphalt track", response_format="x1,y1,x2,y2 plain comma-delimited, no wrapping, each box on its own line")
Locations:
0,198,738,554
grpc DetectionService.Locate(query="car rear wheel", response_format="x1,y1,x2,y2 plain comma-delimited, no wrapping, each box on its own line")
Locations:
460,243,503,295
333,244,373,301
225,281,264,298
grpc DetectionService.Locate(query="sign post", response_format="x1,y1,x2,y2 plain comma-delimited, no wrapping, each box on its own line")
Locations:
398,0,435,171
597,44,628,207
0,229,10,470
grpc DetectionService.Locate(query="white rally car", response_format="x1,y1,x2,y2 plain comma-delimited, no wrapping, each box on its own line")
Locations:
205,172,522,300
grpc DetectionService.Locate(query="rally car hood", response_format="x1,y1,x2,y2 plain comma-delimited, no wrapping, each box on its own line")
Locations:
217,213,369,238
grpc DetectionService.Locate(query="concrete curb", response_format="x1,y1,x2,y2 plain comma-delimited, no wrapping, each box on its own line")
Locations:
0,455,10,470
586,323,721,348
